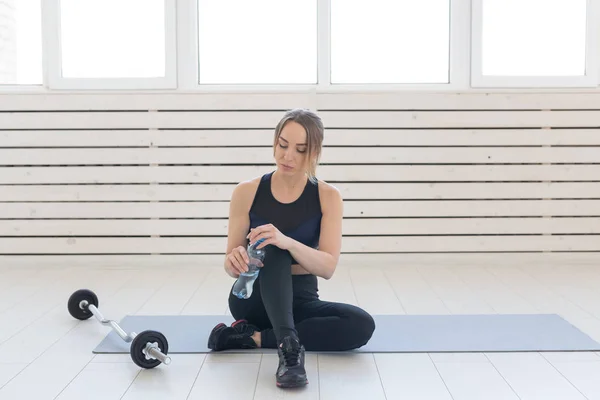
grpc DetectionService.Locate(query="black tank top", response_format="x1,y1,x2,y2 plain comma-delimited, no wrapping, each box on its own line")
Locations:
248,171,322,265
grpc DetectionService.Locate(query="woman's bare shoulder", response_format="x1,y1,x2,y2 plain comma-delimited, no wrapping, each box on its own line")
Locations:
231,175,263,205
316,178,343,211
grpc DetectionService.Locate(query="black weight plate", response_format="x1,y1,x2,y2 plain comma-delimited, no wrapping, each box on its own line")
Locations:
67,289,98,320
130,330,169,369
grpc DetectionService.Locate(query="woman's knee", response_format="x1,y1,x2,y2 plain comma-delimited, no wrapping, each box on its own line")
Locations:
228,293,247,321
262,245,292,268
348,306,376,347
229,282,262,319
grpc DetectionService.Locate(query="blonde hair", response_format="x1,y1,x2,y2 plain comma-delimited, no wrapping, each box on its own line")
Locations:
273,108,324,184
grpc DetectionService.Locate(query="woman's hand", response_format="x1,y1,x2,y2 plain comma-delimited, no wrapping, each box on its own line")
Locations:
225,245,250,277
247,224,292,250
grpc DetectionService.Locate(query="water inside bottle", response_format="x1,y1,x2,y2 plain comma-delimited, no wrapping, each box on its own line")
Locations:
233,267,260,299
232,238,266,299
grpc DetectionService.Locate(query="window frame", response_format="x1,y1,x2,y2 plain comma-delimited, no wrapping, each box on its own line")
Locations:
470,0,599,88
43,0,177,90
179,0,467,93
3,0,600,93
177,0,325,91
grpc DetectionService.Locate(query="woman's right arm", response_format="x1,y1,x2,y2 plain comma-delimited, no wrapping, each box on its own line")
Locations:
223,181,254,278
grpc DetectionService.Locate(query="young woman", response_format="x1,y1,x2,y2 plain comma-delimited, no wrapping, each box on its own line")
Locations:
207,108,375,389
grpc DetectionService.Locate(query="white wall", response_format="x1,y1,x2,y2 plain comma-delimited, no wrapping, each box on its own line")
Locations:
1,91,599,267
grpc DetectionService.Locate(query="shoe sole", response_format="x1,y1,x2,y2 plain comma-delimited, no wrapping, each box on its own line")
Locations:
276,376,308,388
231,319,247,328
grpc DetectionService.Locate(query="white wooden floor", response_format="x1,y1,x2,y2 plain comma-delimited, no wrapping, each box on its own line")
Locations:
2,257,600,400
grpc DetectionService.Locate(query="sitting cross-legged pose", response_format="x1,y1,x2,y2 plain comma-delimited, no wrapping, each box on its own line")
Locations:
207,108,376,389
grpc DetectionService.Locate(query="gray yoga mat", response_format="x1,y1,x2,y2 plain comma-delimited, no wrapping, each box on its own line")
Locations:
93,314,600,354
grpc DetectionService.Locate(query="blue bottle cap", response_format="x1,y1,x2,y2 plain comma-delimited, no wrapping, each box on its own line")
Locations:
250,237,266,249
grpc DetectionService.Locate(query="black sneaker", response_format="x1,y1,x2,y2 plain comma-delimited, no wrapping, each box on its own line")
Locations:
230,319,257,335
276,336,308,388
207,322,258,351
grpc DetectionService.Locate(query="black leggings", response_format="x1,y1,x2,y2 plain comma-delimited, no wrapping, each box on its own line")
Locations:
228,246,376,351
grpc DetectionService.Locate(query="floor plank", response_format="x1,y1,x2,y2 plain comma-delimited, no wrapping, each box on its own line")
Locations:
375,353,453,399
417,266,496,314
136,268,210,316
187,361,261,400
450,265,539,314
318,354,386,400
0,269,134,363
317,267,358,306
432,353,520,400
180,269,234,315
349,268,405,315
486,266,594,320
383,266,450,315
486,352,588,400
55,362,141,400
0,364,27,389
541,354,600,400
122,354,206,400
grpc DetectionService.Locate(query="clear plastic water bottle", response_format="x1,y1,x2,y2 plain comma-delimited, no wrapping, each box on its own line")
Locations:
232,238,266,299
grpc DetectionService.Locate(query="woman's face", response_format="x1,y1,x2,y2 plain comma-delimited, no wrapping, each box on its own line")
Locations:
274,121,309,174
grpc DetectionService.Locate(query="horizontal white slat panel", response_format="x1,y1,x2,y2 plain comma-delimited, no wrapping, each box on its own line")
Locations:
0,235,598,254
346,236,600,252
0,219,224,236
2,200,598,219
0,111,283,129
2,93,599,111
1,183,598,201
0,130,269,147
1,202,230,218
4,110,600,130
0,166,270,184
320,129,600,146
320,111,600,128
2,217,598,236
316,93,600,110
333,183,600,200
3,129,600,147
315,165,600,181
2,147,599,165
0,93,313,111
344,200,600,217
0,130,157,147
1,165,598,184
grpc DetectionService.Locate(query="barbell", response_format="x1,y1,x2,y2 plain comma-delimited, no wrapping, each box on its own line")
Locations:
67,289,171,369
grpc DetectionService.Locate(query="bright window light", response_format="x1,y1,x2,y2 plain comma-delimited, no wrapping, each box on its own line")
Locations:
481,0,587,76
330,0,450,84
0,0,43,85
59,0,166,78
197,0,318,84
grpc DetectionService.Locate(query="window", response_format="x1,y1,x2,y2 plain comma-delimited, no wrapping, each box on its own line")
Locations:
197,0,318,84
43,0,176,89
59,0,166,78
471,0,595,87
482,0,586,76
0,0,43,85
330,0,450,84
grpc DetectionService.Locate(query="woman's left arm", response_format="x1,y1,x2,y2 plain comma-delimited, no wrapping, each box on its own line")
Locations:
285,185,344,280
